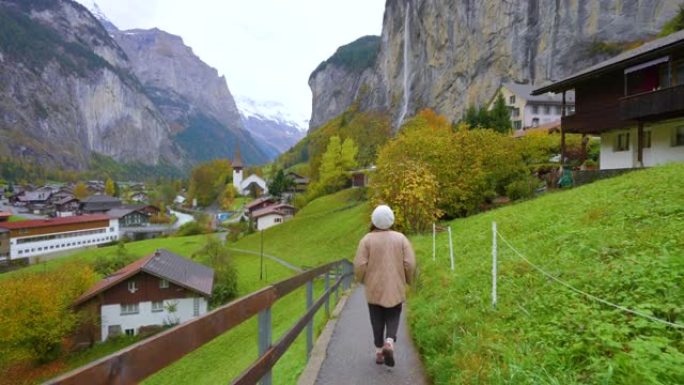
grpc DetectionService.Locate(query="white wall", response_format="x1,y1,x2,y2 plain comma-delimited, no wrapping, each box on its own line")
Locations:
523,105,562,128
600,118,684,169
100,297,208,341
256,213,286,231
10,219,120,260
239,174,269,196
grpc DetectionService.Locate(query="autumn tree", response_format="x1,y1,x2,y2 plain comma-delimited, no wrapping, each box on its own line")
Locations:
373,109,527,218
372,159,441,233
218,184,237,210
105,178,115,196
188,159,233,207
0,263,98,365
314,136,358,197
73,182,90,200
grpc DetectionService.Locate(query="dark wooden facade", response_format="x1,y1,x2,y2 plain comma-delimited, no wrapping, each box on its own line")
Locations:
0,230,9,260
95,272,196,306
5,219,109,238
119,211,150,227
620,83,684,121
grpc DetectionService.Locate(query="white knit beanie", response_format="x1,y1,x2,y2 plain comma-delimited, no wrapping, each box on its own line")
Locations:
371,205,394,230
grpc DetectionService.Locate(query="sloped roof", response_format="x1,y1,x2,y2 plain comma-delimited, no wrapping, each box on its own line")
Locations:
504,83,575,104
54,196,78,206
252,204,296,219
512,120,561,138
245,196,276,210
73,249,214,307
106,208,148,219
18,191,51,202
533,29,684,94
232,147,243,169
0,214,110,230
81,194,121,203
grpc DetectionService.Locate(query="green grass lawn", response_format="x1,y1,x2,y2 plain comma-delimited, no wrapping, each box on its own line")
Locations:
408,163,684,385
7,215,25,222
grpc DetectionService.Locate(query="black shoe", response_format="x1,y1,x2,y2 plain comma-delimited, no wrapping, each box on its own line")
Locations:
382,341,395,367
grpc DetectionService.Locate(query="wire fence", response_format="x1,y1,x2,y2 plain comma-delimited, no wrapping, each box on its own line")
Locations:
431,221,684,329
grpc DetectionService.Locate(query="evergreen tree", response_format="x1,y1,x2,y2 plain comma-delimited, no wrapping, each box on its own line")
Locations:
463,105,479,128
490,93,513,134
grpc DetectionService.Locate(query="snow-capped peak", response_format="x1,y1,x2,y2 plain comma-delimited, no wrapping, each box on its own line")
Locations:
236,96,309,132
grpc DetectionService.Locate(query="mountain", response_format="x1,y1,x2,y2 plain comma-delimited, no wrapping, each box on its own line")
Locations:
236,97,306,160
109,27,268,165
309,0,681,131
0,0,268,174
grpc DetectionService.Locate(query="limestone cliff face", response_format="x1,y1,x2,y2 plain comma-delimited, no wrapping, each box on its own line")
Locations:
0,0,179,169
310,0,680,130
111,28,267,165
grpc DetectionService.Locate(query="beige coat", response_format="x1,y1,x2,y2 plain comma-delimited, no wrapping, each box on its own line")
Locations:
353,230,416,308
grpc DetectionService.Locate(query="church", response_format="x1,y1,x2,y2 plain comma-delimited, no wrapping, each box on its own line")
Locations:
232,148,268,196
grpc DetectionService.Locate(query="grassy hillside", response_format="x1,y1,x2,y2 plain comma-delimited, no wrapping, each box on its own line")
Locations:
235,188,369,267
408,163,684,384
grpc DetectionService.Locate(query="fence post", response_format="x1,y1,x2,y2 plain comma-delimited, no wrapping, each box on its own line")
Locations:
324,271,330,317
448,226,454,271
258,307,272,385
432,223,436,261
306,280,314,358
334,264,340,303
492,221,497,309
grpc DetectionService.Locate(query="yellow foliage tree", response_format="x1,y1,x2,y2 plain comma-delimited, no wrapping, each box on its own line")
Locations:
0,263,98,365
73,182,90,200
104,178,115,196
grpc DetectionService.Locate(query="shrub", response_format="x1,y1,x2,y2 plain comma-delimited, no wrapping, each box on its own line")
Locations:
505,176,541,201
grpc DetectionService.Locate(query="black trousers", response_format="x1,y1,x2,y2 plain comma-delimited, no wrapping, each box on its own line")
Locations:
368,303,402,348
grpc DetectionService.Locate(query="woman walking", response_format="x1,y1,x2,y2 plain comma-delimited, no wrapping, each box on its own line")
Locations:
353,205,416,367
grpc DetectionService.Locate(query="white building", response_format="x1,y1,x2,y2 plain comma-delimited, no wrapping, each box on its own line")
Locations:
489,82,575,131
232,147,268,196
252,204,296,231
73,249,214,341
0,215,119,262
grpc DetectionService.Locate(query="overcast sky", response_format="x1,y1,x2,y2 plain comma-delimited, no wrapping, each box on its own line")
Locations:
76,0,386,123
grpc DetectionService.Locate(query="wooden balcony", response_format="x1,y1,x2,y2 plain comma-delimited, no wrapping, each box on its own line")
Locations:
619,84,684,121
561,105,630,135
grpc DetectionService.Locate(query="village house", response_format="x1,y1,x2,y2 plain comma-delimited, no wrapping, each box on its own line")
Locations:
129,192,148,203
72,249,214,341
244,196,278,218
533,30,684,169
350,166,377,188
251,203,296,231
489,82,576,132
0,215,119,263
54,196,80,217
285,172,310,193
80,194,122,214
0,211,11,222
107,207,150,228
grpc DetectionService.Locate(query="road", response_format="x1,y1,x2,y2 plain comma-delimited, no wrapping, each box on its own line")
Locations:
169,209,194,229
0,199,47,220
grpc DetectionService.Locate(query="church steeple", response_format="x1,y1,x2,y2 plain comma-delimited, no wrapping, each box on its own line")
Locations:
232,146,243,171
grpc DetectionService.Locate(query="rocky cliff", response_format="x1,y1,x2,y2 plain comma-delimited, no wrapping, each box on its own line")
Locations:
0,0,180,169
0,0,268,172
111,27,268,165
309,0,681,131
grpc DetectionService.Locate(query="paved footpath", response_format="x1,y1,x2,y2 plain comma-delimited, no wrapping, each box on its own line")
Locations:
314,287,428,385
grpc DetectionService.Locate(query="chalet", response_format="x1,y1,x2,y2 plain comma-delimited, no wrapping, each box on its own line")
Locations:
244,196,277,218
123,204,161,217
13,190,52,206
54,196,80,217
285,172,310,193
232,148,268,196
73,249,214,341
107,208,150,227
533,30,684,169
512,120,561,138
0,215,119,262
252,204,296,231
0,228,9,262
80,194,122,214
489,82,575,131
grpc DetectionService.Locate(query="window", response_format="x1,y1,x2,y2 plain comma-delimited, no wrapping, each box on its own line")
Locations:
152,301,164,312
110,227,114,232
511,107,520,118
644,130,652,148
544,105,551,114
531,105,539,114
128,281,138,293
531,118,539,127
125,329,135,336
509,95,515,104
513,121,522,130
615,132,630,152
554,106,561,115
193,298,200,317
674,126,684,146
160,279,169,289
274,218,282,223
121,303,139,315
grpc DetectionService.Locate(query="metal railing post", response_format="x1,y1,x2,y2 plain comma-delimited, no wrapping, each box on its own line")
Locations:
258,307,272,385
324,271,330,317
306,280,314,358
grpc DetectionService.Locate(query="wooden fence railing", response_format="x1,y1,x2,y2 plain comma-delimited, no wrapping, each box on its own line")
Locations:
46,259,354,385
